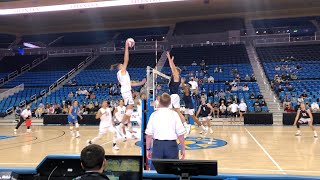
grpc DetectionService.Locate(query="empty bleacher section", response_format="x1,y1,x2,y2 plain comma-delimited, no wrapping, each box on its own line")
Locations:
0,55,40,80
167,44,250,66
0,33,16,48
21,27,169,48
174,18,245,35
0,55,40,74
2,56,86,88
115,27,169,42
76,53,160,85
252,17,317,36
0,88,43,114
21,30,116,47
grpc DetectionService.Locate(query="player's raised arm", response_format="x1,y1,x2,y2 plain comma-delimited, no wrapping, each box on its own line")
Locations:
131,78,147,87
167,51,179,79
121,41,130,74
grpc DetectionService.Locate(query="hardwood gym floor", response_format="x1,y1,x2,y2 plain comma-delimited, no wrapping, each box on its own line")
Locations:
0,125,319,177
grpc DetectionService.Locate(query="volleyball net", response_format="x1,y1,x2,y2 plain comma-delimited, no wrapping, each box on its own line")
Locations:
146,66,171,102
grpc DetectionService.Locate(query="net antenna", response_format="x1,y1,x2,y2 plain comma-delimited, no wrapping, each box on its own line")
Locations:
146,66,170,102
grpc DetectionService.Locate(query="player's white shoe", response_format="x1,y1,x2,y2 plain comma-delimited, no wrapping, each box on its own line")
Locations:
314,135,318,138
123,137,127,142
14,129,17,132
295,132,301,136
199,130,205,134
75,132,80,138
113,145,120,150
209,128,213,134
27,129,31,133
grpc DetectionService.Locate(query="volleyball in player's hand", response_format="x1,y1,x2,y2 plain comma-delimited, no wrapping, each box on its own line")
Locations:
126,38,135,48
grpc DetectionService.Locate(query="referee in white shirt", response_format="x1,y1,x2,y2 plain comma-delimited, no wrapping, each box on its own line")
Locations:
145,93,186,170
14,105,32,132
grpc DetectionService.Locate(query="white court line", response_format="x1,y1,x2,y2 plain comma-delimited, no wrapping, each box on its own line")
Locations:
100,140,113,146
245,128,287,175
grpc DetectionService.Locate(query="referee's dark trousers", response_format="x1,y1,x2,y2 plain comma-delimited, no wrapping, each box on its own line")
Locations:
151,139,179,170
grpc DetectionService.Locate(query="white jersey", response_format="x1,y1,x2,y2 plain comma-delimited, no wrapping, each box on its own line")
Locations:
117,70,131,93
21,109,32,119
230,103,239,113
115,106,126,121
239,103,247,111
99,107,112,127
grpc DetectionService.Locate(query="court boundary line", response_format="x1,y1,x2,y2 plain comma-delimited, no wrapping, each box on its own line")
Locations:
245,127,287,175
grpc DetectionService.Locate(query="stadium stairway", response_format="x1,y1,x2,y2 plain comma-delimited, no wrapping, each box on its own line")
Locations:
245,18,256,35
45,55,99,95
246,44,282,123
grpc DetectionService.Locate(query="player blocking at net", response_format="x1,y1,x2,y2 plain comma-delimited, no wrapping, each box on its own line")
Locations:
111,38,146,137
166,52,191,135
87,99,120,150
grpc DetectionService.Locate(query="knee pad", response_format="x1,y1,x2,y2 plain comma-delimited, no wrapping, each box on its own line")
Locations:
297,121,302,128
75,123,79,128
125,109,133,116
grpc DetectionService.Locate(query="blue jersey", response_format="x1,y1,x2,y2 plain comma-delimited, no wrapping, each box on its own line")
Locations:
68,106,79,123
69,106,79,118
183,94,194,109
169,76,180,95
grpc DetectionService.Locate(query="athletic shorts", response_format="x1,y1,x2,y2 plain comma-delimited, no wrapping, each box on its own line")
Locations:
99,125,116,135
122,91,134,106
298,118,311,123
169,94,180,109
199,116,212,121
115,118,128,125
185,109,195,116
67,115,77,123
231,112,237,117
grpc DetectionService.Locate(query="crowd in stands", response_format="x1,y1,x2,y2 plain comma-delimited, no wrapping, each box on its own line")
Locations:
15,84,145,119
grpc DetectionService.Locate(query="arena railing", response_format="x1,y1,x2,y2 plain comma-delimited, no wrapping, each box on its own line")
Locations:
0,83,24,101
0,55,48,87
4,55,95,116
